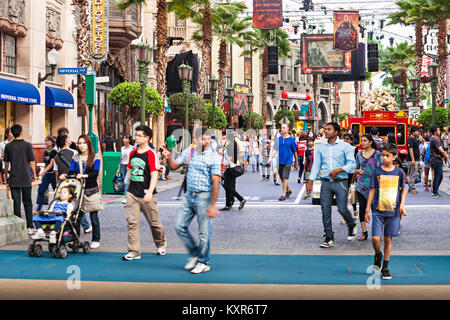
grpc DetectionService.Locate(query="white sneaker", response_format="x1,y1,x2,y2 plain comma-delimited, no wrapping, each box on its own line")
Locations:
156,243,166,255
122,198,127,204
191,262,211,274
90,241,100,249
31,229,45,240
184,256,198,270
84,226,92,233
49,232,57,244
123,252,141,261
27,228,36,235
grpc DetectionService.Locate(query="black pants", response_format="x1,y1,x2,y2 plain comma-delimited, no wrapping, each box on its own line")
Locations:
356,191,368,223
11,187,33,229
223,167,244,207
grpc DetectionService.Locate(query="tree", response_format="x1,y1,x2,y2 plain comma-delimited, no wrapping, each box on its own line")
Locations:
379,42,415,90
108,82,164,130
192,2,251,109
168,93,209,125
242,112,265,130
417,107,450,130
205,103,227,130
115,0,168,148
273,109,295,130
242,28,290,122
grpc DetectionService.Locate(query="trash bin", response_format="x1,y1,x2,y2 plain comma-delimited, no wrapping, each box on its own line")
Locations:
102,152,121,194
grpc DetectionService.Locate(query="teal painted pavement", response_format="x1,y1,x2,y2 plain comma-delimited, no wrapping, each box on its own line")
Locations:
1,250,450,285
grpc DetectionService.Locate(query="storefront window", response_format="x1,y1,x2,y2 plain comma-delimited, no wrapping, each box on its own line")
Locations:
0,101,15,140
45,108,52,137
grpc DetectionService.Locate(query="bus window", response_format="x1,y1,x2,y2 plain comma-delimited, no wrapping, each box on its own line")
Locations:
397,124,406,145
351,123,361,145
364,126,396,137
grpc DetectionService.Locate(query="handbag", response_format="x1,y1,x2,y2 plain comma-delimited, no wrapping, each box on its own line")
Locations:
231,164,244,177
348,171,357,204
112,174,124,194
79,160,104,212
177,147,195,198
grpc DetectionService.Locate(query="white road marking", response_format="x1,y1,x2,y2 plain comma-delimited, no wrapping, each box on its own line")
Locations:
294,184,306,204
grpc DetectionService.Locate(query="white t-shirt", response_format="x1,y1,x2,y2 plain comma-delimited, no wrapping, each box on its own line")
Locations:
251,140,260,155
0,140,9,170
242,141,250,153
121,145,134,165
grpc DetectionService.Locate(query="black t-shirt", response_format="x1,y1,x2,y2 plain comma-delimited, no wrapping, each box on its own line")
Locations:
406,136,420,162
127,148,159,198
430,136,443,163
4,139,36,188
55,148,75,176
69,141,77,151
104,138,115,152
44,149,57,168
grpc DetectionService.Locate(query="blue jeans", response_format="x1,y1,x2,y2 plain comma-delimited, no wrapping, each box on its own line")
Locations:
320,180,355,239
251,155,260,171
36,172,57,211
175,191,212,265
431,160,443,195
120,164,130,193
78,211,100,242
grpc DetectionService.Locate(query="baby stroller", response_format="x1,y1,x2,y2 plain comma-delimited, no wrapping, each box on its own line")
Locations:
28,176,90,259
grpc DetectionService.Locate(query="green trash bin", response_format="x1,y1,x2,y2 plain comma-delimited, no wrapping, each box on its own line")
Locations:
102,152,121,194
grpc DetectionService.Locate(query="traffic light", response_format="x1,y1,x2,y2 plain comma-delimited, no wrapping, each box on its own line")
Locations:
268,45,278,75
367,43,378,72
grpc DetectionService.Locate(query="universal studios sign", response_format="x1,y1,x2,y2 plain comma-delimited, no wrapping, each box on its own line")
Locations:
90,0,109,63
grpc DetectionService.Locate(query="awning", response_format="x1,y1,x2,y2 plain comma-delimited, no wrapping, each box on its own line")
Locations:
0,78,40,104
407,118,422,127
45,86,74,109
339,118,350,128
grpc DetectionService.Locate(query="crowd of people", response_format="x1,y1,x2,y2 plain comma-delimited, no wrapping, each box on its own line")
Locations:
2,120,449,279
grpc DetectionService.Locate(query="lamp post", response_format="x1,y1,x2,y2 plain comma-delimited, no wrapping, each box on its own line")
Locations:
333,102,340,123
247,92,254,131
38,48,60,87
178,63,193,149
398,85,406,110
209,77,218,130
136,42,152,125
226,87,234,127
409,77,418,107
428,62,438,125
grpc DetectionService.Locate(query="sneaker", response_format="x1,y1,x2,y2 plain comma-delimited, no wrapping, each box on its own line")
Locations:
49,232,57,244
286,190,292,198
219,206,232,211
373,254,383,272
122,198,127,204
31,229,45,240
156,242,167,255
436,193,444,198
90,241,100,249
84,226,92,233
191,262,211,274
238,199,246,210
320,237,335,248
123,252,142,261
424,186,429,192
298,178,301,184
184,256,198,270
381,268,392,280
27,228,36,235
347,223,357,241
303,195,311,200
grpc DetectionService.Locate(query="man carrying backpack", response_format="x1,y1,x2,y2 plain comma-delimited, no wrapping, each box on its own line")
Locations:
55,134,77,178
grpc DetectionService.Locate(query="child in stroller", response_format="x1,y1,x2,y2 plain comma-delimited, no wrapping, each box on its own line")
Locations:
32,186,74,244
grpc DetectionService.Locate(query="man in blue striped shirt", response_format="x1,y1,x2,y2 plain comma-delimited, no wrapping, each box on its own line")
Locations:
306,122,357,248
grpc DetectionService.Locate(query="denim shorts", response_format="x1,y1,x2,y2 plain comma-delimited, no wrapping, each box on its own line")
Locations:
244,152,249,161
372,212,401,238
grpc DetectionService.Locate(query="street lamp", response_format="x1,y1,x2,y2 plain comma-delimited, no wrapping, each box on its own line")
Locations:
226,87,234,127
209,77,218,130
178,63,193,149
38,48,60,87
247,92,254,131
428,62,438,125
409,77,418,107
136,42,152,124
333,102,340,123
398,85,406,110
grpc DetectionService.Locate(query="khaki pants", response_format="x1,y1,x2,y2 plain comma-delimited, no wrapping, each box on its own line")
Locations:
125,192,166,254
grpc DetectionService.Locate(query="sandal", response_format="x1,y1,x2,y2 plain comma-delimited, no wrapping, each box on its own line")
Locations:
358,232,368,241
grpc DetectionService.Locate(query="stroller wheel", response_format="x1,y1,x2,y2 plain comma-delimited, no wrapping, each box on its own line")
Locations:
48,243,55,253
34,244,43,257
28,244,35,257
71,242,80,253
82,241,90,254
54,244,68,259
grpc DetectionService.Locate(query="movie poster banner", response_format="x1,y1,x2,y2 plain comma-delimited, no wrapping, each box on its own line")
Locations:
233,84,250,116
300,34,352,74
253,0,283,30
333,10,359,51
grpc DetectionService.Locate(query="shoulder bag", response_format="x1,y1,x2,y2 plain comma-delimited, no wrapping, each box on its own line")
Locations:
79,159,104,212
177,148,195,198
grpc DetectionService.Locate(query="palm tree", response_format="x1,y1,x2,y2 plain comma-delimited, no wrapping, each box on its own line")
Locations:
379,42,416,91
115,0,168,148
242,28,290,122
168,0,213,98
192,2,251,109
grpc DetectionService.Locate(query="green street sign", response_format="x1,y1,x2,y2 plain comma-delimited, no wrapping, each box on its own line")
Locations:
85,74,96,105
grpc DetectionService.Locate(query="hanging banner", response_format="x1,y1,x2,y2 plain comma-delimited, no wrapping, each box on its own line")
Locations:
253,0,283,30
333,10,359,51
90,0,109,63
301,34,352,74
232,84,249,116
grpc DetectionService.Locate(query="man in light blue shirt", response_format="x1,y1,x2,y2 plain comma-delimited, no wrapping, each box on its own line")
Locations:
306,122,357,248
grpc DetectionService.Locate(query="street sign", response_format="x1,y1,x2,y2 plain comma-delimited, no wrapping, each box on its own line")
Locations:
409,107,420,121
95,76,110,83
58,67,88,75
